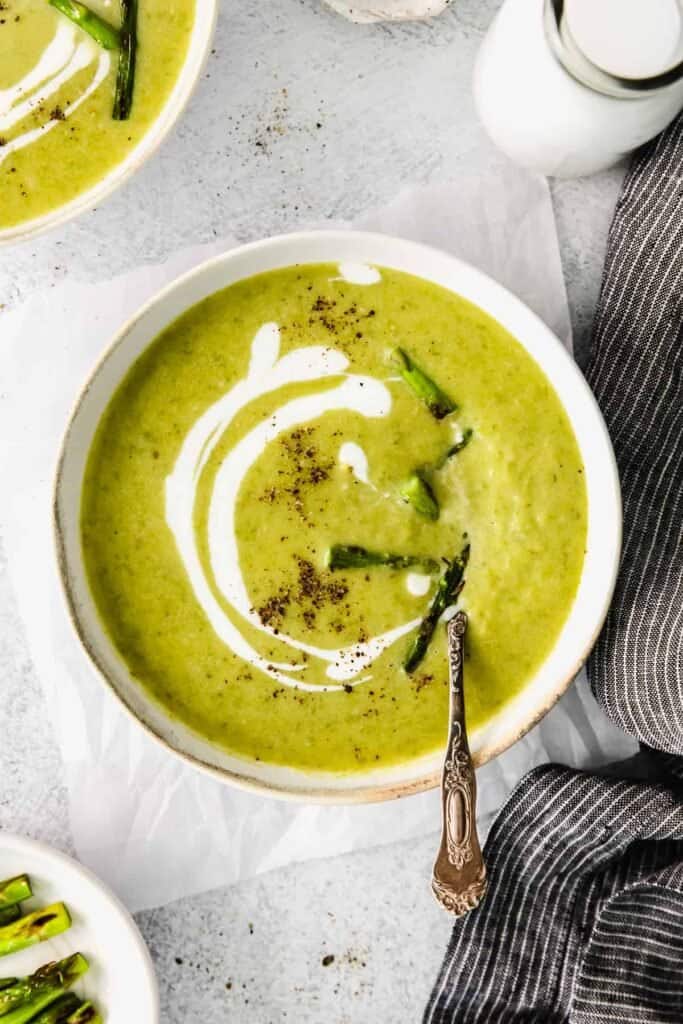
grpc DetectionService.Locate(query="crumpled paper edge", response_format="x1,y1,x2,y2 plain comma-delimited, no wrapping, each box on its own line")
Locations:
323,0,450,24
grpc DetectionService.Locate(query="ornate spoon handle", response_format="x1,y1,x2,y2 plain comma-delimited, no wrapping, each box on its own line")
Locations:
431,611,487,916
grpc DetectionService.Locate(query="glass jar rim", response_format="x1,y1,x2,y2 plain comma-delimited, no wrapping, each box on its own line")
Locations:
545,0,683,98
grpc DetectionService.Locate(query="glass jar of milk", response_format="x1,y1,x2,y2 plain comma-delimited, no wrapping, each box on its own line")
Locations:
474,0,683,176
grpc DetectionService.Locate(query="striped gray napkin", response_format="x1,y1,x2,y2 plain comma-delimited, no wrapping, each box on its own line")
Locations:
425,114,683,1024
586,116,683,754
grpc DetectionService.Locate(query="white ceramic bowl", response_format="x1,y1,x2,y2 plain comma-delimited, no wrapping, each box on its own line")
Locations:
0,0,217,245
0,834,159,1022
54,231,622,803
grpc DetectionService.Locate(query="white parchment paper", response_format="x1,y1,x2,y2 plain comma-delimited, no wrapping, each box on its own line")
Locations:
0,166,636,912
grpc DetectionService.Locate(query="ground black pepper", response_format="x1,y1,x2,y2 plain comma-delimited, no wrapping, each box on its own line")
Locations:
255,555,349,635
413,673,434,693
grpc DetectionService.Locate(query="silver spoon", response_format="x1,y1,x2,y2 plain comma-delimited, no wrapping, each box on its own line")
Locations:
431,610,488,915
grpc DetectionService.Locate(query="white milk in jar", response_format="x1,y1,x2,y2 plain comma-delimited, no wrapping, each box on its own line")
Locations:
473,0,683,177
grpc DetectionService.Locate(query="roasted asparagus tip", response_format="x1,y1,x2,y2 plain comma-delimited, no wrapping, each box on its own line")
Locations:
400,473,440,521
327,544,439,574
49,0,121,50
445,428,473,460
394,347,457,420
403,543,470,674
113,0,138,120
0,954,88,1021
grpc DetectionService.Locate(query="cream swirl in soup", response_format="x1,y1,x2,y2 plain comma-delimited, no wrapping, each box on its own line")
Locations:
0,22,109,166
165,315,423,692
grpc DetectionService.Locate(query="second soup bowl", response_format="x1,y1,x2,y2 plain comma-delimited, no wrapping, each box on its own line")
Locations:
0,0,217,244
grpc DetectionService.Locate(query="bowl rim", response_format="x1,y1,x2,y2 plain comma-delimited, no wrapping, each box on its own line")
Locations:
0,0,218,246
53,229,623,804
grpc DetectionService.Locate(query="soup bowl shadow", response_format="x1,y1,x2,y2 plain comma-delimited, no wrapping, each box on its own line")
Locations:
54,231,622,803
0,0,217,246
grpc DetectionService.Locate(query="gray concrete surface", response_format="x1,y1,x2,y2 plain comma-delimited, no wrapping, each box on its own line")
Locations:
0,1,625,1021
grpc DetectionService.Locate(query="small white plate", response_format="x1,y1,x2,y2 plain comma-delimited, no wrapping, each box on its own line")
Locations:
0,834,159,1022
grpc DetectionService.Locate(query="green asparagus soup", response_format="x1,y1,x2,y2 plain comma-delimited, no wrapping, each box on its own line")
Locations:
81,263,587,773
0,0,195,231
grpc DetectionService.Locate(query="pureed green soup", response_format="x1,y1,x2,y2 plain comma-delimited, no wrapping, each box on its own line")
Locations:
81,263,587,773
0,0,195,231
